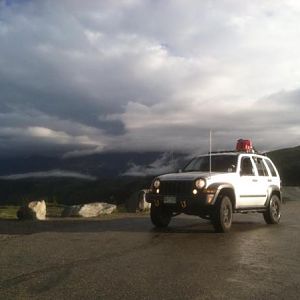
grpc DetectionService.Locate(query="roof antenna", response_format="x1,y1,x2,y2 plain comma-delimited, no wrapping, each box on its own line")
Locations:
209,129,212,177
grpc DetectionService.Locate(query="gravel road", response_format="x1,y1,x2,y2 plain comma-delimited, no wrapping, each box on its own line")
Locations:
1,201,300,300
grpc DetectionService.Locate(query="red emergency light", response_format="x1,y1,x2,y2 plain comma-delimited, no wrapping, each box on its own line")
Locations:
236,139,253,153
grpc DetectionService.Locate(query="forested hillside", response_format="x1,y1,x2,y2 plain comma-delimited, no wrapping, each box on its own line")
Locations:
267,146,300,186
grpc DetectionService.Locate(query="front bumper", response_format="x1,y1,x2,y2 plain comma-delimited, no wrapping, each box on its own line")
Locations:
146,192,216,216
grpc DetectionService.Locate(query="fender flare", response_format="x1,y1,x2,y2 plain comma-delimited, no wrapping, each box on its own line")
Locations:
265,185,282,206
206,183,236,207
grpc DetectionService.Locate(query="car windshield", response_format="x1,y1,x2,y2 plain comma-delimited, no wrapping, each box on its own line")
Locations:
183,155,238,173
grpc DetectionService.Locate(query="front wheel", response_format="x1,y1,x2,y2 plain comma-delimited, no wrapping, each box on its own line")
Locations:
263,194,281,224
211,195,233,233
150,205,171,228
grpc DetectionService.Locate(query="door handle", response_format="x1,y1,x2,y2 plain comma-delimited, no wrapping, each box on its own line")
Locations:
268,179,272,182
252,179,258,182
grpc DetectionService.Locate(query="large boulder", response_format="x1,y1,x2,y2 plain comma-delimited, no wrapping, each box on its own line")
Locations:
126,189,151,212
137,190,151,212
79,203,117,217
17,200,46,220
61,202,117,218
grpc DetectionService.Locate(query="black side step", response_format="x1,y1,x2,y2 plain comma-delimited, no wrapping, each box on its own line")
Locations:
234,206,267,214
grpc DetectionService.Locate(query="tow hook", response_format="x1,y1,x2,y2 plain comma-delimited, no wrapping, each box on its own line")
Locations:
154,199,160,207
180,201,187,209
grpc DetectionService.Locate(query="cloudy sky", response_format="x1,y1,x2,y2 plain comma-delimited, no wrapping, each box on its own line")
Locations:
0,0,299,158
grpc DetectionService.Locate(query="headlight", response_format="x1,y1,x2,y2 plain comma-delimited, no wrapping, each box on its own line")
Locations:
153,179,161,189
195,178,206,189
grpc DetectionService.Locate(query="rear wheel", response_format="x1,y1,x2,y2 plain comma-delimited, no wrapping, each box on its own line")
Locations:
263,194,281,224
211,195,233,233
150,205,171,228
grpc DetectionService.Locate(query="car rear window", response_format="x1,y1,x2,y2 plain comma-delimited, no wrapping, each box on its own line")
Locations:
264,159,277,177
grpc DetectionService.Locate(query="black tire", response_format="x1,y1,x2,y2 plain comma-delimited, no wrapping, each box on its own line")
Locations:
211,195,233,233
263,194,281,224
150,205,171,228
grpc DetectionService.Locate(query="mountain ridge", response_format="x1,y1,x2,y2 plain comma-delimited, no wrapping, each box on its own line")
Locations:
0,146,299,183
0,146,298,205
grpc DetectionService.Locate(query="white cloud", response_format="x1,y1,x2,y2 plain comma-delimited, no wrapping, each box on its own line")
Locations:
122,152,179,176
0,169,96,180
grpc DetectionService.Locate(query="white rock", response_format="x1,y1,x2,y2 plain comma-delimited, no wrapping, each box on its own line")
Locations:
61,202,117,218
17,200,46,220
137,190,151,211
79,203,117,217
126,189,151,212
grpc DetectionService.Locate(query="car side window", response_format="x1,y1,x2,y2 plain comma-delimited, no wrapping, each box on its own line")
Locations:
253,157,269,176
264,159,277,177
240,157,255,176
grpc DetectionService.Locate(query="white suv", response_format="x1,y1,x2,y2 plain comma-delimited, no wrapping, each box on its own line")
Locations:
146,151,281,232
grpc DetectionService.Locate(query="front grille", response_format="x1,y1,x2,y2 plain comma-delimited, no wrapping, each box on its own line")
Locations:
160,181,193,196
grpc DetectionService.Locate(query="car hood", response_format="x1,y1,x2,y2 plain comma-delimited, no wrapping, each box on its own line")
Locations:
158,172,219,181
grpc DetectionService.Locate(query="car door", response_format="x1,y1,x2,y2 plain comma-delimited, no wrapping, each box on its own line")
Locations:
251,156,269,206
236,155,266,207
264,158,281,188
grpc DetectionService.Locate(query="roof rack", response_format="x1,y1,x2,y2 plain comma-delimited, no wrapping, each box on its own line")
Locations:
208,149,262,155
208,150,236,154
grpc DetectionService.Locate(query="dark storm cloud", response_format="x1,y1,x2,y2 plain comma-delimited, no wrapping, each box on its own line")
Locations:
0,0,299,157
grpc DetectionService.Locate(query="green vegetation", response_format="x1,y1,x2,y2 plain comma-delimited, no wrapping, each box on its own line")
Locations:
0,206,19,219
115,204,127,213
46,203,66,218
